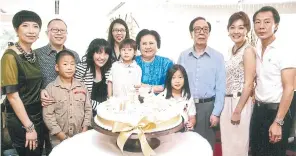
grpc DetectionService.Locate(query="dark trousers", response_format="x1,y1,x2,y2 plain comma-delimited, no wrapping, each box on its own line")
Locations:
6,112,45,156
291,91,296,119
43,125,52,156
194,101,216,150
289,91,296,137
250,102,292,156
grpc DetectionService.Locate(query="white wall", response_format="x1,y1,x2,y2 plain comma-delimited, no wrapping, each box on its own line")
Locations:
1,1,296,60
114,3,296,62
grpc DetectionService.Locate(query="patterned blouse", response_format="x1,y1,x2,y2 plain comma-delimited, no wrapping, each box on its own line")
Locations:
135,55,173,86
225,43,251,94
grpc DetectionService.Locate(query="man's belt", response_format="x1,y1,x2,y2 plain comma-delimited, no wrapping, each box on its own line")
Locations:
255,100,279,110
225,92,242,98
194,97,215,104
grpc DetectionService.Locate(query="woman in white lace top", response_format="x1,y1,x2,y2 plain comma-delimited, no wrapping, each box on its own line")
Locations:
220,11,256,156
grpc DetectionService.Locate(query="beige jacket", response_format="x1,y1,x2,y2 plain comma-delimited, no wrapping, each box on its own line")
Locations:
43,76,92,137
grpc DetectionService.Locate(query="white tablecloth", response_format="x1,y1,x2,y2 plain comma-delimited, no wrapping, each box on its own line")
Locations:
50,130,212,156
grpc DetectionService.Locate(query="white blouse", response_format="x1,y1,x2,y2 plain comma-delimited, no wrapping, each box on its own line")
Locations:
158,90,196,122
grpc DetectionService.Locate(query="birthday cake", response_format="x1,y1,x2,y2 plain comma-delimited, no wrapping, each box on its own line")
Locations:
94,93,183,133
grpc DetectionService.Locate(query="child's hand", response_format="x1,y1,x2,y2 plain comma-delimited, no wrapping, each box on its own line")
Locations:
185,122,194,130
134,85,141,92
82,126,88,132
134,85,141,89
141,83,150,88
55,132,67,141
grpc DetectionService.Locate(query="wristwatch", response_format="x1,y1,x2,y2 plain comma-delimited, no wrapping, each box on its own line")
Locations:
274,118,284,126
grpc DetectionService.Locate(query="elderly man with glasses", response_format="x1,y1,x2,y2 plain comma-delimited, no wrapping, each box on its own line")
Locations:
178,17,226,151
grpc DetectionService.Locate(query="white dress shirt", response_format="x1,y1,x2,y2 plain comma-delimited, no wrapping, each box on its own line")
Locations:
255,38,296,103
158,90,196,122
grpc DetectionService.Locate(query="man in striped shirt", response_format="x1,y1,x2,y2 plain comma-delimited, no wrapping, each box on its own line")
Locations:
34,18,80,155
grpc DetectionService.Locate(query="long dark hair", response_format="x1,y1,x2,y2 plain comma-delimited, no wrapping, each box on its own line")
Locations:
82,38,112,77
164,64,191,100
107,19,130,52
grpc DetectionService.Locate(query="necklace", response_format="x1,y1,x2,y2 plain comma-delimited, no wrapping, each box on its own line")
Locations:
232,40,247,55
15,42,36,63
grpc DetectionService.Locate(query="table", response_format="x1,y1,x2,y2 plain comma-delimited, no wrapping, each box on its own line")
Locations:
50,130,212,156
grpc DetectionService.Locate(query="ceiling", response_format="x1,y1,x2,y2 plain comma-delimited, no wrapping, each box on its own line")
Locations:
1,0,296,15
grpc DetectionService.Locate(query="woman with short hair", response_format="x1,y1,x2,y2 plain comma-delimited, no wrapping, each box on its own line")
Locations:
135,29,173,93
220,11,256,156
1,10,44,156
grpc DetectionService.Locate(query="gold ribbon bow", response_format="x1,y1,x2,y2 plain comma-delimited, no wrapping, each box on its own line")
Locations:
112,117,157,156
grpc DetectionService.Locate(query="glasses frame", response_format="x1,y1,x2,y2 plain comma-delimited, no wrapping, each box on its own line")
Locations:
193,26,209,34
49,28,67,34
112,29,126,33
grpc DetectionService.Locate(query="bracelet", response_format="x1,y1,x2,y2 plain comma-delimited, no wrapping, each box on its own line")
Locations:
23,123,35,133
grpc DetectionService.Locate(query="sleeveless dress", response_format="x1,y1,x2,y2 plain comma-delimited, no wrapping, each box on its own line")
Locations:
220,43,254,156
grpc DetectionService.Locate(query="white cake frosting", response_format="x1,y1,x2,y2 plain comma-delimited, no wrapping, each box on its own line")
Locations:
95,93,183,132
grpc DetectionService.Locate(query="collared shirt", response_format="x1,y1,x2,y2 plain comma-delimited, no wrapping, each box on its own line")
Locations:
107,60,142,97
43,76,92,137
255,38,296,103
178,46,226,116
158,89,196,122
34,44,80,89
135,55,173,86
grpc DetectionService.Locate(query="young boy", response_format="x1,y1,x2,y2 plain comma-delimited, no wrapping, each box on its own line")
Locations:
107,39,142,97
43,50,92,147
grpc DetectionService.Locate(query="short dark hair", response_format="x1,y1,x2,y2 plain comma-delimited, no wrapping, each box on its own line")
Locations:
164,64,191,100
82,38,112,77
227,11,251,32
12,10,42,29
119,39,137,51
55,50,75,64
253,6,280,24
47,18,67,28
189,17,211,33
136,29,161,50
107,19,130,50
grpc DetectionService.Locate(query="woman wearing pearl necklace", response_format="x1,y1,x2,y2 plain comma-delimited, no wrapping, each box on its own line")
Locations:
1,10,44,156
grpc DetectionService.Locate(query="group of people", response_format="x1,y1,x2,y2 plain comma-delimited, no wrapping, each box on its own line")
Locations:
1,5,295,156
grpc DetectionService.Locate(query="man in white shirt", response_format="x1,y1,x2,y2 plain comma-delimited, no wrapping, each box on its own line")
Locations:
250,6,296,156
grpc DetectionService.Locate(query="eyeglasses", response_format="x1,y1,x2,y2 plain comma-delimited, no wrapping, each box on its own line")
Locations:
193,27,209,34
49,28,67,34
112,29,126,33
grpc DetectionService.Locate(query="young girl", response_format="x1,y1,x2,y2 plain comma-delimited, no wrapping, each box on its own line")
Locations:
158,64,196,131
